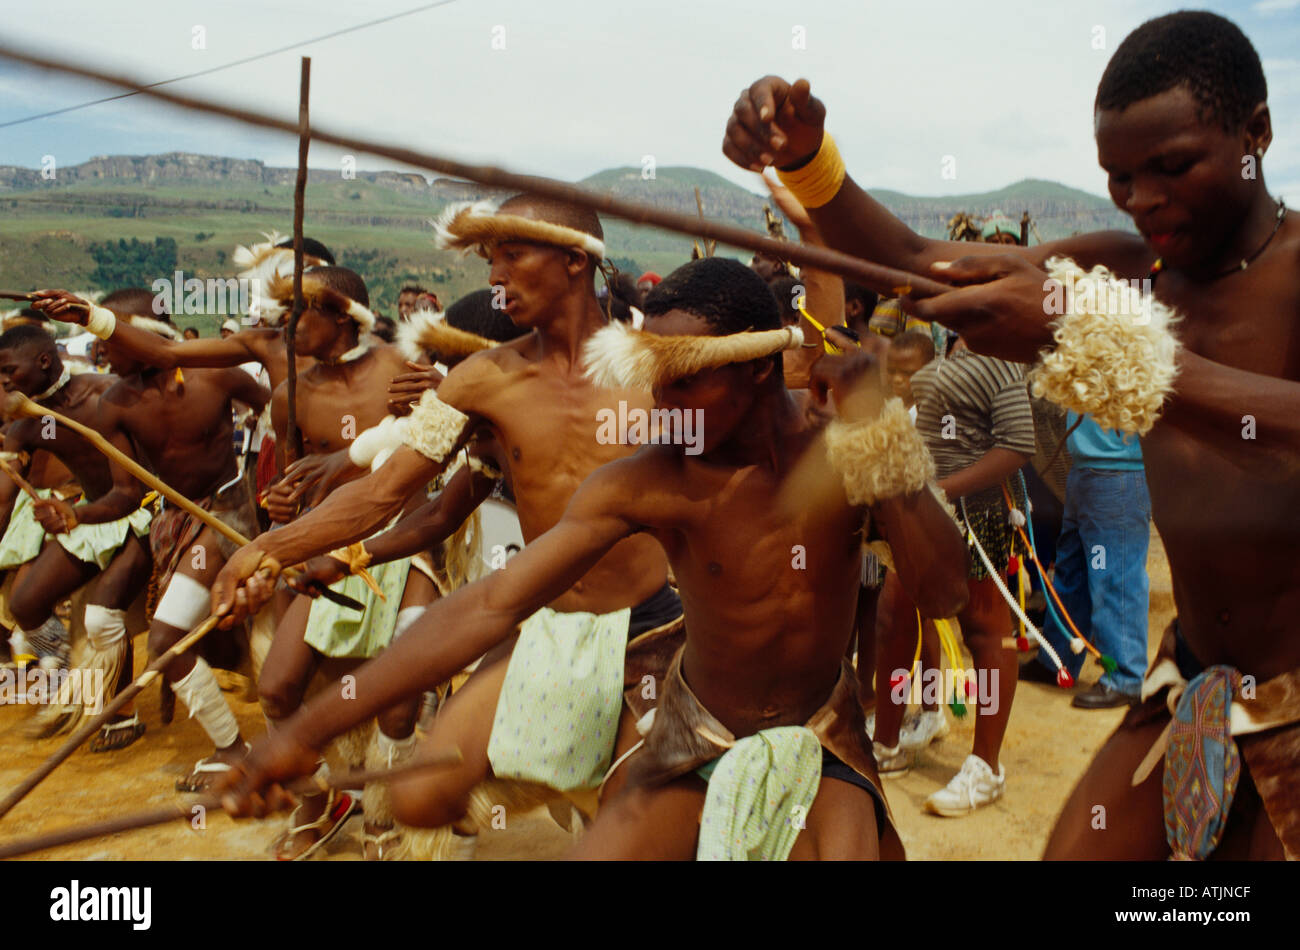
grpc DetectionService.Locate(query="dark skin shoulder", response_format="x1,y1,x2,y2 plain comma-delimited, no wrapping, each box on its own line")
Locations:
99,365,269,500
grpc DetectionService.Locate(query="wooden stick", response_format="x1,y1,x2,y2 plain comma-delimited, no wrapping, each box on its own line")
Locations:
0,455,42,502
0,747,463,859
0,45,952,301
5,391,251,550
0,614,220,820
0,292,36,301
1,391,366,609
285,56,310,465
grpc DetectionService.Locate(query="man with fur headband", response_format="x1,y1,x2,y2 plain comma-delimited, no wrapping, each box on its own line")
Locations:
33,287,270,789
722,10,1300,859
247,264,453,860
211,194,684,857
37,234,338,509
0,314,157,749
218,258,971,859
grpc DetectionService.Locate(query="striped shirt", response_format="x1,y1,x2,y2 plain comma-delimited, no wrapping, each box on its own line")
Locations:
910,349,1037,512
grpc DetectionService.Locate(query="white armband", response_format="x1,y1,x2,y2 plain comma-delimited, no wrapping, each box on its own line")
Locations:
402,389,470,464
85,304,117,340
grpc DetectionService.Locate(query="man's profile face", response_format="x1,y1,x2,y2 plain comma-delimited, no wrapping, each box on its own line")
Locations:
0,345,48,396
488,241,570,329
1096,85,1259,271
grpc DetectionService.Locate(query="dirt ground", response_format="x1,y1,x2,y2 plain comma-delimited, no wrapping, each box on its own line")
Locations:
0,529,1174,861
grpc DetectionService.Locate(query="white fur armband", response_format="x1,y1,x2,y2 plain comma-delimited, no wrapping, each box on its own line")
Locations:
825,398,936,506
402,389,470,464
85,303,117,340
349,415,412,471
1029,257,1181,435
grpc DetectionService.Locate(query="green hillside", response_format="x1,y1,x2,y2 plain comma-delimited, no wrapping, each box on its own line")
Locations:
0,154,1132,333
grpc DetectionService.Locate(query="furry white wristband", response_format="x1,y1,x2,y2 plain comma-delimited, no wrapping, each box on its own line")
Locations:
1029,257,1180,435
825,398,937,506
402,389,470,464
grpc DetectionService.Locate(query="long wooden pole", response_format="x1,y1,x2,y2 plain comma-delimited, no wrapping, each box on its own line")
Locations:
0,45,951,301
0,748,463,859
0,615,221,820
285,56,310,465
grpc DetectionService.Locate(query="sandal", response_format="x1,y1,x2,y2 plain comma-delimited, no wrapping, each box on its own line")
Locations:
89,714,146,753
272,790,358,861
175,742,251,792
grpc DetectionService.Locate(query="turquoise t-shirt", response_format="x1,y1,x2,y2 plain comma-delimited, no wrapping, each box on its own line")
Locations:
1066,411,1144,471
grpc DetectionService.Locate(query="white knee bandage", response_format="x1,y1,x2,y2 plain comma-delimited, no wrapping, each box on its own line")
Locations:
154,573,213,630
172,656,240,749
393,606,424,641
84,605,128,653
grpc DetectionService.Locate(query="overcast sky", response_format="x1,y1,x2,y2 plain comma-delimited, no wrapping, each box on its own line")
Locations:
0,0,1297,203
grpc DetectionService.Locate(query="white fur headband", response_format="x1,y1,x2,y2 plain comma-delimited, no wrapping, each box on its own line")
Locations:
433,199,605,260
582,321,803,390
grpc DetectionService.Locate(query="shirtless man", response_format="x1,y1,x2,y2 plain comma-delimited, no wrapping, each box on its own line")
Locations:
210,195,682,851
0,320,153,747
216,258,970,859
38,235,334,506
35,287,270,790
249,265,448,859
721,10,1299,858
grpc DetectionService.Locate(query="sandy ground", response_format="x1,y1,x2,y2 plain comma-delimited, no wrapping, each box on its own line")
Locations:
0,529,1174,861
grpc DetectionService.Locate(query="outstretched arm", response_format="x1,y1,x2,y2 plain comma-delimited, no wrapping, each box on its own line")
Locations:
722,78,1150,281
218,463,638,810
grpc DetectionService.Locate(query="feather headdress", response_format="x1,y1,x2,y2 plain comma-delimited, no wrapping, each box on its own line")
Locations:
433,199,605,260
233,231,330,326
582,321,803,391
397,309,496,363
266,272,377,333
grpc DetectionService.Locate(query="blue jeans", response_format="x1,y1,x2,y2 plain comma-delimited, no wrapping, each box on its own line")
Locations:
1038,467,1151,695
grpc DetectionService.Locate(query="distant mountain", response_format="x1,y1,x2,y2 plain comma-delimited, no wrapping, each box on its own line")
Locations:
0,153,1133,327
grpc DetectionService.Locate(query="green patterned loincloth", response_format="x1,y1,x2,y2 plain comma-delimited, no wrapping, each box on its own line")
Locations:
56,503,153,570
0,489,153,571
487,604,630,792
0,489,53,570
303,555,412,659
696,726,823,861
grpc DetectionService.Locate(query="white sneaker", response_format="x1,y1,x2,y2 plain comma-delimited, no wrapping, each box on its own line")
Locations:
872,741,912,778
924,754,1005,816
899,708,949,752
